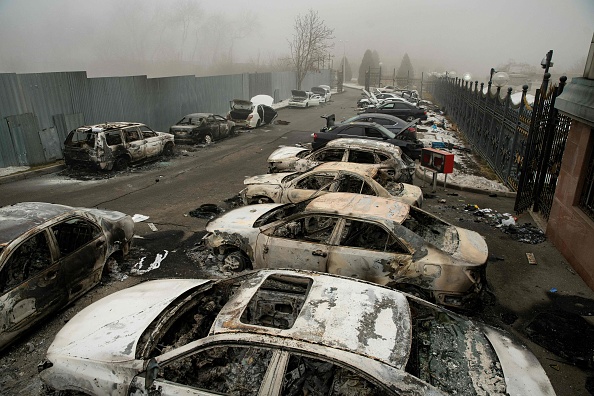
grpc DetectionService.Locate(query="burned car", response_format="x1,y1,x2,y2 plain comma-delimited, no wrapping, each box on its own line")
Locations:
169,113,235,145
241,162,423,207
63,122,175,171
0,202,134,351
204,193,487,308
267,138,416,183
313,120,425,161
39,269,556,396
227,95,277,129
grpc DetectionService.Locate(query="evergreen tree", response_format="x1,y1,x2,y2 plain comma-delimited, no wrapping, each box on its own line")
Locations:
396,53,415,79
358,50,374,85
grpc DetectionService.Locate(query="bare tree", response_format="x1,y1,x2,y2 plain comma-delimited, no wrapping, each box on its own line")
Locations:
288,9,334,89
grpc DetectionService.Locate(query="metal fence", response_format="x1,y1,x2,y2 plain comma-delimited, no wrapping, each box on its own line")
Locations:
430,72,570,219
0,69,331,168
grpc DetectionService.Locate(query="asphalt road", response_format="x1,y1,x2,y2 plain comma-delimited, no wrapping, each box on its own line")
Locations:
1,88,594,395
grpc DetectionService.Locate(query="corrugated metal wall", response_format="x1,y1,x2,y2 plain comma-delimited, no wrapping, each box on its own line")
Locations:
0,69,331,167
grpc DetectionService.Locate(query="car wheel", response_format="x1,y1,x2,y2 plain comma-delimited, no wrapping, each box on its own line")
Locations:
114,156,129,171
223,251,251,272
306,103,309,108
256,119,261,128
229,127,236,136
405,116,415,122
203,134,213,145
163,142,174,156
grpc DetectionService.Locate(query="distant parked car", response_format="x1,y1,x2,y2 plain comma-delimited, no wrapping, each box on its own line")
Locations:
203,192,488,308
361,100,427,121
378,85,397,92
38,268,555,395
312,121,425,160
227,95,278,128
311,86,331,102
267,138,416,182
288,90,314,108
169,113,235,145
241,162,423,207
64,122,175,171
0,202,134,351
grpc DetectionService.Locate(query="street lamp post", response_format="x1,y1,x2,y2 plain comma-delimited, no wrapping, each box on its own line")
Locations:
379,62,382,88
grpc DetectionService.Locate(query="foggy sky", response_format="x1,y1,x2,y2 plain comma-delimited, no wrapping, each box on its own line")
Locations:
0,0,592,81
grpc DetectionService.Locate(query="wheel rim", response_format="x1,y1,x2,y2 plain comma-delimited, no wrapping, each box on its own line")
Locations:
223,253,245,271
204,135,213,144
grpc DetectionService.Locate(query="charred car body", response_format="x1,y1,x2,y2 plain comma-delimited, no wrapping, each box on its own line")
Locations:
169,113,235,145
227,95,277,129
241,162,423,207
39,269,555,395
0,202,134,351
63,122,175,171
267,138,416,183
203,193,487,308
313,121,424,161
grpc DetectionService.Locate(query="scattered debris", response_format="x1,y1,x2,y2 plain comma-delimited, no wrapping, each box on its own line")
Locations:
189,204,225,220
275,119,290,125
525,310,594,368
130,250,169,275
132,214,149,222
526,253,537,265
148,222,158,232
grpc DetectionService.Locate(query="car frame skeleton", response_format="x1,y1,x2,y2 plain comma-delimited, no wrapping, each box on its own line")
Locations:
63,122,175,171
39,269,556,396
0,202,134,351
203,193,488,308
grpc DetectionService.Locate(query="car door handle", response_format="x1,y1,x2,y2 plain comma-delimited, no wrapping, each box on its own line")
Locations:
312,250,327,257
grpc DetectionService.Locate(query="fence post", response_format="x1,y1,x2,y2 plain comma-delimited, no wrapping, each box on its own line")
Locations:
494,87,513,173
506,85,529,182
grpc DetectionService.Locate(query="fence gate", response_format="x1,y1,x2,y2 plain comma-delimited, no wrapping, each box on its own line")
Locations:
514,74,570,219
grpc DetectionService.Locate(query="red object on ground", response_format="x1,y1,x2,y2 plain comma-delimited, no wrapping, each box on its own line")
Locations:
421,148,454,173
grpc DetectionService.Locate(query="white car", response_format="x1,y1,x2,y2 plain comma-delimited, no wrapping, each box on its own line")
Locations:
288,90,314,108
311,86,331,102
39,269,557,396
241,162,424,207
227,95,278,128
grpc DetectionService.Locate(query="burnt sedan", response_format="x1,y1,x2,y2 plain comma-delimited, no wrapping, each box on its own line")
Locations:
312,121,424,160
203,193,487,308
39,269,556,396
267,138,416,182
169,113,235,145
241,162,423,207
0,202,134,351
361,100,428,121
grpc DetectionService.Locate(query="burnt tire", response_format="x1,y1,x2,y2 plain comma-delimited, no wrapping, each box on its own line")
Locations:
114,156,129,171
223,251,251,272
405,115,415,122
203,134,213,145
163,142,174,156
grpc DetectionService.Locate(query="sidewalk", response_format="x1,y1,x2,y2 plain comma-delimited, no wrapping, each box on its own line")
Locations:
0,162,65,185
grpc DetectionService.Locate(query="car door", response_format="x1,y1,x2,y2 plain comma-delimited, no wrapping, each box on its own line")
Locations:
255,214,339,271
130,344,276,396
297,148,347,172
331,172,378,196
139,125,162,158
49,216,108,301
284,171,338,203
214,115,229,137
328,218,413,285
124,126,146,161
205,115,219,140
337,125,365,139
0,230,64,337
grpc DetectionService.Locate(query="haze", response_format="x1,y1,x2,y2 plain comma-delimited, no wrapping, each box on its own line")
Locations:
0,0,592,81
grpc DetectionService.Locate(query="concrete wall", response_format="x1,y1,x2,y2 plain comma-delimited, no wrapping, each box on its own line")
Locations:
547,122,594,289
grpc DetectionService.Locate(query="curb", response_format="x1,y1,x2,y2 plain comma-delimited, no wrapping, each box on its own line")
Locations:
414,166,517,198
0,163,66,185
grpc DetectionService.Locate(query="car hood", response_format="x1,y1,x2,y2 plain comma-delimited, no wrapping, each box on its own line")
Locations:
206,203,283,231
243,172,293,186
156,131,175,139
291,90,307,98
451,226,489,264
251,94,274,106
45,279,210,362
267,146,310,161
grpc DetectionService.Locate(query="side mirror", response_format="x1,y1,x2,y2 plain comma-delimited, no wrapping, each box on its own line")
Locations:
145,358,160,390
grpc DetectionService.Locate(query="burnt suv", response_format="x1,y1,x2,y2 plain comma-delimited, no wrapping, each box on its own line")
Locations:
63,122,175,171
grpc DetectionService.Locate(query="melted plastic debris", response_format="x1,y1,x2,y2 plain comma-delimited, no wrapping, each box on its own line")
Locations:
189,204,225,220
130,250,169,275
131,214,150,222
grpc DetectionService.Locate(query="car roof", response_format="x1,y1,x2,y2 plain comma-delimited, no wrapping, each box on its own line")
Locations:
213,269,412,369
74,122,145,132
183,113,211,118
348,113,407,123
304,192,409,223
308,161,381,176
326,138,402,154
0,202,75,246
